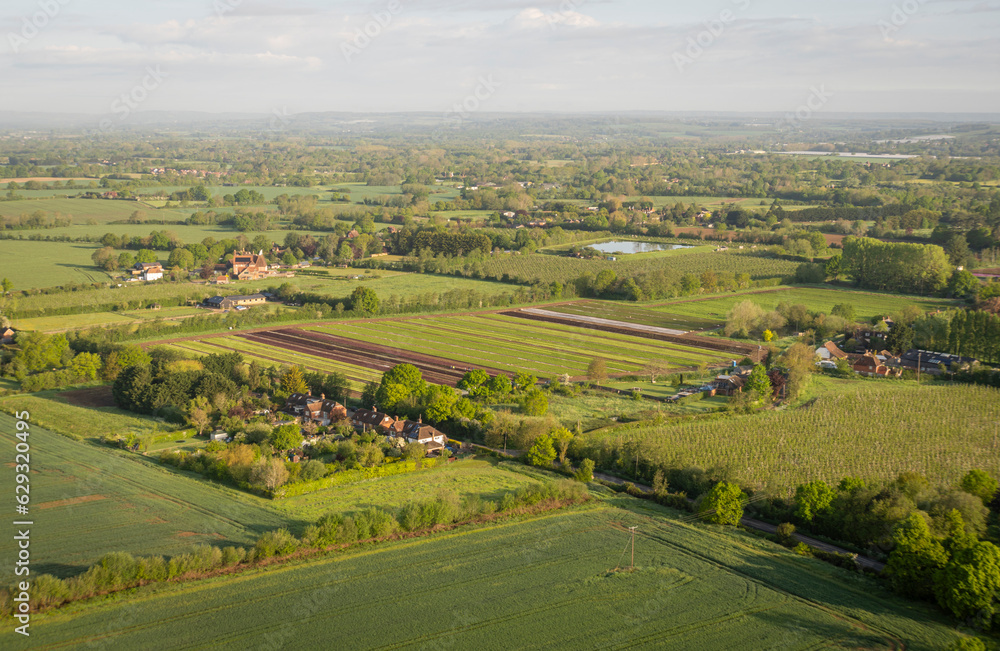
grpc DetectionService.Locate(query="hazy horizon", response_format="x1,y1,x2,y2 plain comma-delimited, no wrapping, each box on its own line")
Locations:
2,0,998,122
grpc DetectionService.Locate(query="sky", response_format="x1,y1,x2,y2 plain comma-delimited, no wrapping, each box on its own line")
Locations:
1,0,998,119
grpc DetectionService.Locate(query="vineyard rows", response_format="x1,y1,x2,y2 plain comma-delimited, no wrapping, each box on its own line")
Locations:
598,383,1000,494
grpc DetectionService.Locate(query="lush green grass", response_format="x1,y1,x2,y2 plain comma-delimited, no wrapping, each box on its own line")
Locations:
272,458,540,521
0,239,113,289
0,198,189,223
445,249,802,285
647,285,960,322
0,392,175,442
544,300,725,331
310,313,727,378
0,414,287,584
9,500,962,650
171,337,381,389
597,378,1000,495
9,271,515,319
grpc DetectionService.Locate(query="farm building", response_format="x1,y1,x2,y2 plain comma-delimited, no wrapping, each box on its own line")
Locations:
131,262,163,282
851,351,900,377
204,294,267,310
815,341,849,361
894,349,978,374
1,327,15,344
209,431,229,442
230,250,269,280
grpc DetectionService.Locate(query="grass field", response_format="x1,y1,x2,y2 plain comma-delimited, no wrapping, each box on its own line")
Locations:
544,300,725,331
450,249,803,285
0,198,189,224
12,306,209,332
310,313,730,378
7,498,962,650
0,392,175,442
0,240,113,289
0,414,287,584
646,285,960,322
161,337,382,391
9,270,517,319
597,378,1000,494
272,459,542,521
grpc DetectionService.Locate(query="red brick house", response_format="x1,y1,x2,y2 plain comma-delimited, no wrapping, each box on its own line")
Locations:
230,250,269,280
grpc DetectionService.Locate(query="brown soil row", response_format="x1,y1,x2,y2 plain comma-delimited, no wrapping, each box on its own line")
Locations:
502,311,764,362
240,329,508,387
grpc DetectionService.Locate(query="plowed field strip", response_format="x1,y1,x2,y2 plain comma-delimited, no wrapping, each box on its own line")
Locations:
239,330,471,386
205,338,382,383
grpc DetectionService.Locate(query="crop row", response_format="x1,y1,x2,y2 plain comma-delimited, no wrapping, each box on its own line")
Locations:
314,321,611,377
588,383,1000,494
542,301,723,331
425,315,721,367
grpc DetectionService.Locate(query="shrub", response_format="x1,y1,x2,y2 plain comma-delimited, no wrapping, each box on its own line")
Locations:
253,529,300,561
776,522,796,546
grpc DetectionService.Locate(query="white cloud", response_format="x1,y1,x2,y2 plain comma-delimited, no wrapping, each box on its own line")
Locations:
508,8,600,30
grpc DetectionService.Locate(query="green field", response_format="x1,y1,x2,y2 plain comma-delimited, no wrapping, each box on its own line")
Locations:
311,313,731,378
0,198,190,224
0,414,287,584
162,337,382,392
544,300,725,331
272,459,542,521
450,249,803,285
0,240,113,289
12,306,209,332
7,499,962,650
8,270,515,322
646,285,960,322
0,392,174,442
593,379,1000,494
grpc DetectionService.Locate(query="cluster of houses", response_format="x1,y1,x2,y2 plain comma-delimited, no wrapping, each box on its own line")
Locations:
130,262,164,282
815,340,977,377
283,392,449,455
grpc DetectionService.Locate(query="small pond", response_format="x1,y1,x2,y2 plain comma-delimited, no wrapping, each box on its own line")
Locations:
588,241,692,255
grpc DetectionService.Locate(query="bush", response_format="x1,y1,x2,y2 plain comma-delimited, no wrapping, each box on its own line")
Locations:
776,522,797,546
253,529,299,561
354,508,398,540
575,458,595,483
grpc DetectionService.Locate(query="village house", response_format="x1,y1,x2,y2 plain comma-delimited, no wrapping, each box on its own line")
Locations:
815,341,849,362
852,351,901,377
284,392,348,426
1,327,15,344
351,407,395,432
229,250,269,280
131,262,163,282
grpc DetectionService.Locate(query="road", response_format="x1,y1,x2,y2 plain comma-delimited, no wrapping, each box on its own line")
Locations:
593,471,885,573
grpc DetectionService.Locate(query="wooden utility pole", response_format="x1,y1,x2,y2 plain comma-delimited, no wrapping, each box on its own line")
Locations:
629,526,637,570
917,351,922,383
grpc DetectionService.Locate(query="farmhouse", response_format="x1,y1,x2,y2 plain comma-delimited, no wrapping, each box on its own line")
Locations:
815,341,849,361
852,351,900,377
284,392,347,426
230,250,269,280
1,327,15,344
351,407,395,432
131,262,163,281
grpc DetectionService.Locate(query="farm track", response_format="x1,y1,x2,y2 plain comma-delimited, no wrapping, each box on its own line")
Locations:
504,310,764,361
239,329,508,387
